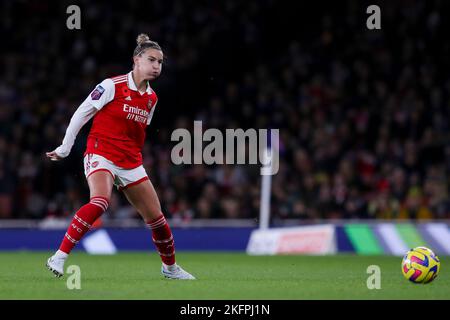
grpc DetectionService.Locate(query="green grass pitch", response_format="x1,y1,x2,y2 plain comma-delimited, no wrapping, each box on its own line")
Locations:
0,252,449,299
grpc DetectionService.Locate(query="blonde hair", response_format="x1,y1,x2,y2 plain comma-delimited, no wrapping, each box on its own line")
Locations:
133,33,162,57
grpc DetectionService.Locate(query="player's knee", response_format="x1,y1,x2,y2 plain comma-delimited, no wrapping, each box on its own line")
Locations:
138,199,161,219
89,196,110,212
140,206,162,221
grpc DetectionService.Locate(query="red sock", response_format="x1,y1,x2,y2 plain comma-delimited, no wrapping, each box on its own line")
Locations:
58,196,109,254
146,214,176,265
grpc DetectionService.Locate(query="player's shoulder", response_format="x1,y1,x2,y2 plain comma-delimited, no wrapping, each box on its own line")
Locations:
89,77,116,104
147,81,158,97
93,77,115,89
149,85,158,97
109,74,128,85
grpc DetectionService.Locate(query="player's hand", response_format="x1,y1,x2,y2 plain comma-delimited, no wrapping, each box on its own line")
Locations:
46,145,70,161
46,150,63,161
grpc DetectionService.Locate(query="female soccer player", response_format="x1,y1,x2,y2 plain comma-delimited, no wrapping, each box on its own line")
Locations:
45,34,195,280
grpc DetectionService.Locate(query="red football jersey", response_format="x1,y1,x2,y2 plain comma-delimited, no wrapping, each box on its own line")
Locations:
84,72,158,169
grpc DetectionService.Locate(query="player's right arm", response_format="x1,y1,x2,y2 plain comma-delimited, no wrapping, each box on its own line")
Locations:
46,79,115,161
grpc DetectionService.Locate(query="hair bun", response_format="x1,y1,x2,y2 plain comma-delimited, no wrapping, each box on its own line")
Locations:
136,33,150,45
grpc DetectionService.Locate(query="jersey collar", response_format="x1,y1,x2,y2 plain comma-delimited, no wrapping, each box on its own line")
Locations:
127,71,152,94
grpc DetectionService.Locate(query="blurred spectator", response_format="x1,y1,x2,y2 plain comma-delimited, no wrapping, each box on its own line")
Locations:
0,0,448,220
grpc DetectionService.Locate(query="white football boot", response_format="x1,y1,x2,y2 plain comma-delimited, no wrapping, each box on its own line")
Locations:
46,250,68,278
161,263,196,280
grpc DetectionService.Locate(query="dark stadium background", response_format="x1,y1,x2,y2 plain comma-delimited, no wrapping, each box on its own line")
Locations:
0,0,448,224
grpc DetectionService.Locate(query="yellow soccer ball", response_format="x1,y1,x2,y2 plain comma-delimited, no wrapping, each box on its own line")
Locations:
401,246,440,284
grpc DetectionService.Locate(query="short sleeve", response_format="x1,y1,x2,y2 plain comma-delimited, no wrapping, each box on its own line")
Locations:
82,78,115,110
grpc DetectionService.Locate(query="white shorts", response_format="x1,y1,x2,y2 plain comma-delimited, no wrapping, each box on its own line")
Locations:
83,153,149,190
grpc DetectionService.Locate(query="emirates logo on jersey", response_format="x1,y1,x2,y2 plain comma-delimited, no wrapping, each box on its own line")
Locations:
123,104,149,124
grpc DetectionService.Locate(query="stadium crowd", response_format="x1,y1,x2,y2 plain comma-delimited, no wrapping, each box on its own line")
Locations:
0,0,448,221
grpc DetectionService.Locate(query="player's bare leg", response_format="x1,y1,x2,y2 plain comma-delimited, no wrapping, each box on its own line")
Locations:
123,179,195,280
46,171,114,277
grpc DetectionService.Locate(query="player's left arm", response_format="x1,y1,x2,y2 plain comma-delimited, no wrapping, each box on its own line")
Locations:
46,79,115,161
